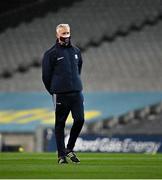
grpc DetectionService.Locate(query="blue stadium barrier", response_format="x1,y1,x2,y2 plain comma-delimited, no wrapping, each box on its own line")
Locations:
0,92,162,132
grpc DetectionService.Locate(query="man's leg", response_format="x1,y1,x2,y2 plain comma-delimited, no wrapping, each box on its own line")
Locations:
53,94,70,158
67,92,84,151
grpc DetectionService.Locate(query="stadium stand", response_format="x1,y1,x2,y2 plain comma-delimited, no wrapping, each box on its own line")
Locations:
81,20,162,91
0,18,162,91
0,0,81,32
0,0,162,79
0,0,36,15
87,102,162,135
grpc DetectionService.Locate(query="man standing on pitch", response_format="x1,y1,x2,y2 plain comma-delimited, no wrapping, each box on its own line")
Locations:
42,24,84,164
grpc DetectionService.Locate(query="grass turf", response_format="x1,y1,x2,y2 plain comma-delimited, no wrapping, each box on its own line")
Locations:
0,153,162,179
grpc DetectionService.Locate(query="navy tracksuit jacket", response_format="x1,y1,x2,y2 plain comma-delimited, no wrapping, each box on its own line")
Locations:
42,41,84,157
42,41,83,95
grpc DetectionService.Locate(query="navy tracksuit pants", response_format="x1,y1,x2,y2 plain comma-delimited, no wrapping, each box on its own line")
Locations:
52,91,84,157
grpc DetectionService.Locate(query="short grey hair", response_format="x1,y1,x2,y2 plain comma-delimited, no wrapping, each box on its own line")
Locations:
56,24,70,34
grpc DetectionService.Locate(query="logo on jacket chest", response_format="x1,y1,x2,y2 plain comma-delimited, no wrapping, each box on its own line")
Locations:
57,57,64,61
56,54,78,62
75,54,78,59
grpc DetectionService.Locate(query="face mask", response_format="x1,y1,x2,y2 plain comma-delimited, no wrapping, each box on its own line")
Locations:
59,36,71,45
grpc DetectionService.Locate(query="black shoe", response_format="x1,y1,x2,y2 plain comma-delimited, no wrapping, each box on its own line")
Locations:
66,150,80,163
58,156,68,164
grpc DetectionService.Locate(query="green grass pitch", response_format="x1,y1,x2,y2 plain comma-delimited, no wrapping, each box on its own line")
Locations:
0,153,162,179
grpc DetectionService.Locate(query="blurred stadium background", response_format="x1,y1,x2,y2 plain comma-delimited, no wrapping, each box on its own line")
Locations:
0,0,162,153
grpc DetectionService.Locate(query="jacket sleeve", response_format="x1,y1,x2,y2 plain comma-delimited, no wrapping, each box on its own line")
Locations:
78,51,83,75
42,52,53,95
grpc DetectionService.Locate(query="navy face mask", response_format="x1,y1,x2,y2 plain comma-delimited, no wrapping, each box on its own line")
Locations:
59,36,71,45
